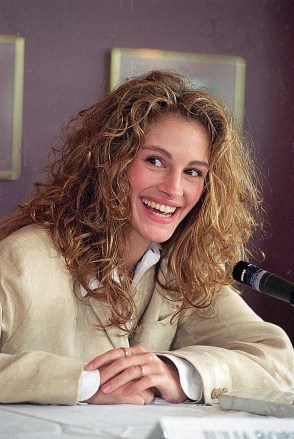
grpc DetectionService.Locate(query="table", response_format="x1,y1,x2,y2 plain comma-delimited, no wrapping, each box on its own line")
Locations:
0,399,293,439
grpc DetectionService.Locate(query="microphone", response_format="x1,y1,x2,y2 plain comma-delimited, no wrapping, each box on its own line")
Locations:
232,261,294,306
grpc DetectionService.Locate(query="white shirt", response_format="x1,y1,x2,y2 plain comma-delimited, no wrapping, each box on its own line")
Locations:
78,244,203,402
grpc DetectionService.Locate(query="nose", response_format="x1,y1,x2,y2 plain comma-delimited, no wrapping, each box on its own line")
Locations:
158,170,183,199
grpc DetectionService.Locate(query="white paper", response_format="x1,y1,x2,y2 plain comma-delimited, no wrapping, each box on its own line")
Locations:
147,416,294,439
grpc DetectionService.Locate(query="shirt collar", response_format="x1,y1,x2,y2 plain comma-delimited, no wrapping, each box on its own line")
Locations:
80,243,162,297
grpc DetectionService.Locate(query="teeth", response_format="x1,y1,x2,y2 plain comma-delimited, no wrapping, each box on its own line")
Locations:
142,198,176,215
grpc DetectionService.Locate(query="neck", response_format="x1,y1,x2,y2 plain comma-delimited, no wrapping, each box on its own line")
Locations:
123,227,154,272
123,240,150,273
124,250,145,273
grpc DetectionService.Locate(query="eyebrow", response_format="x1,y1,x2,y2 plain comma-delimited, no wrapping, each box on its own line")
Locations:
141,145,209,168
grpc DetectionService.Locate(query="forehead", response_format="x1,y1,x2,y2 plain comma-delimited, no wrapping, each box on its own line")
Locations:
144,114,209,144
146,112,208,134
141,114,210,163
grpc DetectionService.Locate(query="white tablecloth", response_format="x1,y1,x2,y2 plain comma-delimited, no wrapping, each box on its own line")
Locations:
0,399,293,439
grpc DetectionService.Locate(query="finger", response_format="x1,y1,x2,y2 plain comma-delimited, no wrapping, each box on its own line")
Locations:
114,387,154,405
123,376,157,396
87,384,155,405
100,352,155,386
85,345,146,370
139,388,155,405
91,391,146,405
85,348,127,370
123,374,157,397
126,365,187,404
121,360,187,403
101,364,147,392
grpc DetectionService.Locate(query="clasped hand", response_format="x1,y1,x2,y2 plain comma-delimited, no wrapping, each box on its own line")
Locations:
85,346,187,405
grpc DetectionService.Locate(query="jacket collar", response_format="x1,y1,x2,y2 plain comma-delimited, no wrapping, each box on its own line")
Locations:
87,265,163,349
79,243,161,297
81,244,162,349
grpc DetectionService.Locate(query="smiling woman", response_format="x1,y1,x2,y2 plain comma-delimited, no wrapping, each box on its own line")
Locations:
127,115,209,258
0,71,293,406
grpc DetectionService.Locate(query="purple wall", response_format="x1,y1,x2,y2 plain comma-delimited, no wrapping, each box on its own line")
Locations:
0,0,293,341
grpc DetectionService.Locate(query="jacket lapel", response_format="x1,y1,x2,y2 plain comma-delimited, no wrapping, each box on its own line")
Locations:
87,259,180,351
88,297,129,349
130,278,180,350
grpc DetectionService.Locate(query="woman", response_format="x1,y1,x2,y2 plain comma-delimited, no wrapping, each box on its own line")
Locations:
0,70,292,405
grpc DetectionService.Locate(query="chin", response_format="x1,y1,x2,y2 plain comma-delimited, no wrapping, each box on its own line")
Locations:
144,231,174,244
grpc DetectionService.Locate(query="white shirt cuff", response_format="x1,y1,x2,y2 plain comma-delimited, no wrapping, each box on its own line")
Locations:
78,370,100,402
159,354,203,401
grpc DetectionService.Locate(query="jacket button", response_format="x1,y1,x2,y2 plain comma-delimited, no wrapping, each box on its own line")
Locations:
211,388,220,399
211,387,228,399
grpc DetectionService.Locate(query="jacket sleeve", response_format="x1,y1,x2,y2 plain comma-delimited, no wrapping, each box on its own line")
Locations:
0,231,85,405
0,350,85,404
168,286,294,404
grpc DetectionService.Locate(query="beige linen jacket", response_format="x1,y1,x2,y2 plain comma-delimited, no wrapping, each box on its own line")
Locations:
0,225,293,405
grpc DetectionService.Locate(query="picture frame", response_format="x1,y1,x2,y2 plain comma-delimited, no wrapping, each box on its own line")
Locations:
0,34,25,180
110,48,246,128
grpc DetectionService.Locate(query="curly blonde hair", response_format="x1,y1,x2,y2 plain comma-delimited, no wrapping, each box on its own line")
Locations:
0,70,263,330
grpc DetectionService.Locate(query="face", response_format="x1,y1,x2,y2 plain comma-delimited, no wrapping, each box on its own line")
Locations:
127,114,210,255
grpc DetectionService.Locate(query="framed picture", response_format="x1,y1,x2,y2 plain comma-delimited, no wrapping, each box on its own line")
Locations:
0,34,25,180
110,48,246,128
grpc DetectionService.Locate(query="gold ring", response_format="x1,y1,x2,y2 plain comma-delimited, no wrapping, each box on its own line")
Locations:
140,365,145,377
122,348,128,357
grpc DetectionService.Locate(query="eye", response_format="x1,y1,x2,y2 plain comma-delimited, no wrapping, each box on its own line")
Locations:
184,168,202,177
145,156,164,167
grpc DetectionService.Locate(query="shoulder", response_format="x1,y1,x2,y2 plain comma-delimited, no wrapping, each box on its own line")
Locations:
0,224,73,304
178,284,263,326
0,224,59,260
0,224,68,279
1,223,53,246
0,226,75,342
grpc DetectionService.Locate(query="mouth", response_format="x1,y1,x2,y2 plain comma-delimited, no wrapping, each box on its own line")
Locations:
141,197,178,218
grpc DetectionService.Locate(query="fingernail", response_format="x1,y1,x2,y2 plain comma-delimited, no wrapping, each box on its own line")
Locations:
85,362,94,370
102,384,111,393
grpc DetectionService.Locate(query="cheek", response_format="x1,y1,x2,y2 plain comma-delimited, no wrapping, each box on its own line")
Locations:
187,184,205,208
128,163,142,193
129,174,147,196
128,162,152,194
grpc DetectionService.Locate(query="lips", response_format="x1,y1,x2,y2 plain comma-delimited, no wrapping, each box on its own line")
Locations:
141,197,177,218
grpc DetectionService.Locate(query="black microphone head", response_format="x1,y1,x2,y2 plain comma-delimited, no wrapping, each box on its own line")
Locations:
232,261,251,283
232,261,294,305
